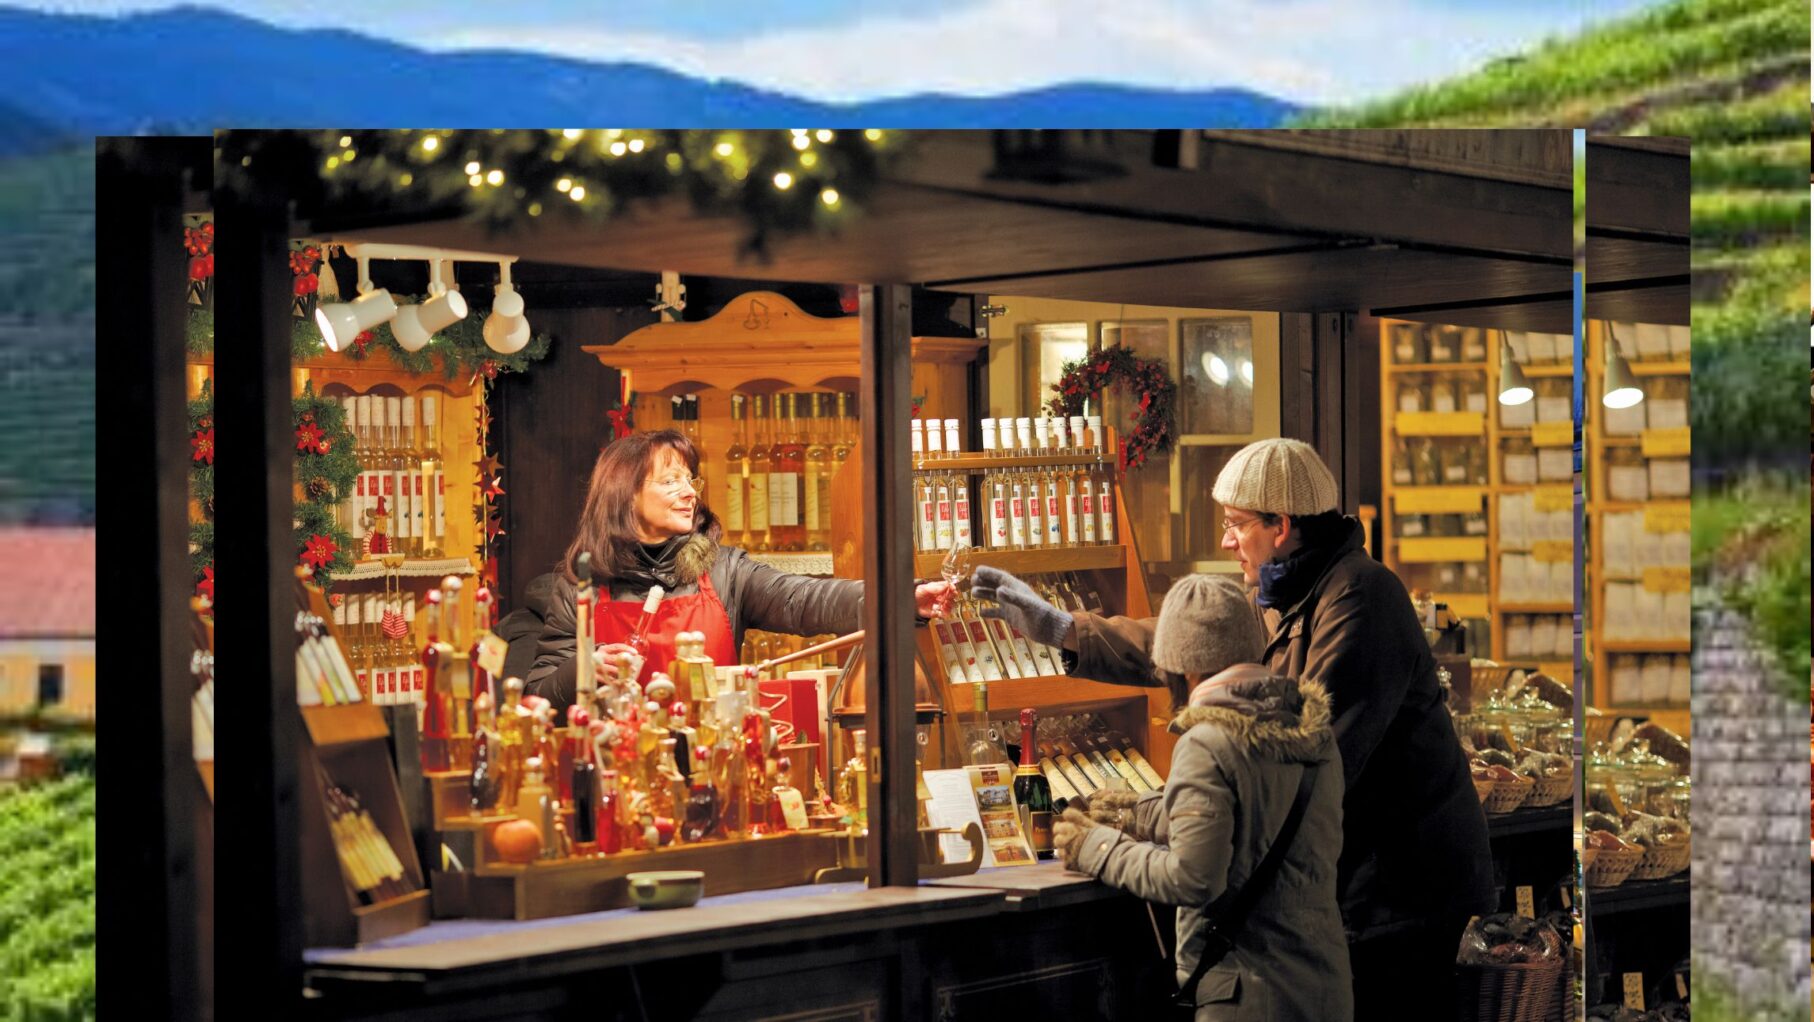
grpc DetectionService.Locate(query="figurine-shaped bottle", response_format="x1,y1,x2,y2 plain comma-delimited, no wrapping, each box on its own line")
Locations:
419,590,452,771
497,677,528,813
515,755,551,834
469,690,502,813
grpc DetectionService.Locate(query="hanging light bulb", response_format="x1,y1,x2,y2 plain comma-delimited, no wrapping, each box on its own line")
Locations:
1498,334,1533,406
314,253,396,352
1601,324,1643,409
483,260,530,354
393,257,469,352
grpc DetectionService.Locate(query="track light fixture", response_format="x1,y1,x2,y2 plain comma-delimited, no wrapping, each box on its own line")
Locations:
483,260,531,354
393,258,468,352
1601,324,1643,409
314,253,397,352
1498,334,1533,406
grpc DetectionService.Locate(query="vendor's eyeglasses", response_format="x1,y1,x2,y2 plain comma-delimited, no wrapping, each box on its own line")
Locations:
651,472,701,495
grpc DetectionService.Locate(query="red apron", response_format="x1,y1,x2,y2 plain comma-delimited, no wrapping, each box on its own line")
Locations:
594,570,738,685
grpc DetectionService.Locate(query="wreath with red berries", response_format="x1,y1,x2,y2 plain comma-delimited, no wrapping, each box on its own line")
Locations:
1046,345,1177,470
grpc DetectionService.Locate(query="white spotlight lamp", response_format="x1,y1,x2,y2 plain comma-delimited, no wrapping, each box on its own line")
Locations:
483,260,530,354
393,258,468,352
314,254,397,352
1497,335,1533,406
1601,326,1643,410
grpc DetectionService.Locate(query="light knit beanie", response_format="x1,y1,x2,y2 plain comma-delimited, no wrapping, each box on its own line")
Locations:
1151,574,1266,678
1211,438,1339,516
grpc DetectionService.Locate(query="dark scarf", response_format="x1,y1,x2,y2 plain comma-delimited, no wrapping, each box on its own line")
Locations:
1255,514,1361,610
622,535,686,592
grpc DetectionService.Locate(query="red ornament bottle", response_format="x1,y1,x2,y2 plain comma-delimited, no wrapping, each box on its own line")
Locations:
419,590,451,771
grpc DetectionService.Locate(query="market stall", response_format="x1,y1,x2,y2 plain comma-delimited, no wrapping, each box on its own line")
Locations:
121,129,1584,1020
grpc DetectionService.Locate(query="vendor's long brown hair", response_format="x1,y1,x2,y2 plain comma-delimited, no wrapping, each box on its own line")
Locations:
560,430,721,584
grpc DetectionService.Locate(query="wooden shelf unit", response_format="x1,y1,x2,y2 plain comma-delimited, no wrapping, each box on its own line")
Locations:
1583,319,1692,712
1378,320,1576,675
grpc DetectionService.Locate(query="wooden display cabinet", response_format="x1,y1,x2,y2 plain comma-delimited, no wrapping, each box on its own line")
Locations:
1378,320,1576,684
1583,320,1691,719
587,292,1174,779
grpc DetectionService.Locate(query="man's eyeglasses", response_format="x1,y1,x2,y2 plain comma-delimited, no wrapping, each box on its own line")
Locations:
1222,515,1268,537
651,472,702,495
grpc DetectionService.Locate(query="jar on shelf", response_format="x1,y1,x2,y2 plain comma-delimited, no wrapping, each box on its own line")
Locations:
1427,326,1459,363
1501,437,1537,486
1461,328,1488,364
1438,441,1470,485
1390,442,1415,487
1461,511,1489,537
1396,376,1427,415
1396,513,1428,538
1413,439,1440,486
1390,323,1427,365
1461,374,1488,414
1429,373,1458,414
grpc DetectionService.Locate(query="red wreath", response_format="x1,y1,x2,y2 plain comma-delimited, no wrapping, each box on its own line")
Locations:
1046,345,1177,471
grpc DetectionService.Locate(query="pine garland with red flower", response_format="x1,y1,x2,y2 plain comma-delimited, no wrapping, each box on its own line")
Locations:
1046,345,1177,471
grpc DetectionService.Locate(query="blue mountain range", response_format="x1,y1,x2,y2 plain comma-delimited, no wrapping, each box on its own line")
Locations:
0,4,1297,150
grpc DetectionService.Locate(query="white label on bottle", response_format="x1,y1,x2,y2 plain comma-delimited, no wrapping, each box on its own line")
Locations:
967,621,1004,681
433,472,446,537
1399,393,1421,414
748,474,770,532
724,473,747,532
1022,480,1043,548
1080,492,1098,544
400,470,417,541
411,470,426,539
953,482,973,546
1097,481,1114,543
933,623,968,684
919,493,937,551
934,483,954,551
1065,490,1081,545
990,491,1009,548
1443,463,1467,483
1465,392,1487,414
769,471,800,527
805,467,823,532
1008,491,1027,548
776,786,809,830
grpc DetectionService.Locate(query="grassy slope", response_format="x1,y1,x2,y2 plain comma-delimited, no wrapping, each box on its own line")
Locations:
0,146,95,519
1296,0,1810,713
0,772,95,1020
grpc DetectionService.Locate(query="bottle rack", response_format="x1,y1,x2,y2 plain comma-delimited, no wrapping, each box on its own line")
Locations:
1583,320,1692,717
1378,320,1576,682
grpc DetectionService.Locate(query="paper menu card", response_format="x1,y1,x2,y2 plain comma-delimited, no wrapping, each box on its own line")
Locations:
923,764,1037,868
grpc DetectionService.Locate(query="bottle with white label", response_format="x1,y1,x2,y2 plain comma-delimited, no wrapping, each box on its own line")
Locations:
982,420,1010,548
1087,415,1114,544
943,419,961,459
1035,419,1064,547
933,467,955,554
723,393,751,547
401,396,423,556
1015,418,1043,548
924,417,943,461
1007,419,1030,549
747,395,772,552
386,397,410,556
952,463,974,549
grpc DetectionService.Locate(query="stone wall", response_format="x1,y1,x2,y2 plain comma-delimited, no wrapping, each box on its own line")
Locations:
1689,588,1810,1016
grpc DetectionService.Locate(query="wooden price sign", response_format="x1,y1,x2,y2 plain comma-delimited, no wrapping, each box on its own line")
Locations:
1514,885,1535,919
1531,420,1574,448
1532,484,1574,513
1640,426,1691,458
1622,972,1646,1010
1643,502,1691,534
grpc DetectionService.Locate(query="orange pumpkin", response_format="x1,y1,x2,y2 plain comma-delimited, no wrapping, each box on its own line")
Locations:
491,819,543,864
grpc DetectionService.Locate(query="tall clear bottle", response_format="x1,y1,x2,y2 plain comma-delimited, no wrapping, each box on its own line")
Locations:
981,420,1009,549
1087,415,1114,544
723,393,751,548
386,396,411,558
806,394,834,552
912,420,935,552
339,395,365,548
401,396,423,556
421,394,444,555
771,395,806,551
747,394,773,552
1007,418,1030,549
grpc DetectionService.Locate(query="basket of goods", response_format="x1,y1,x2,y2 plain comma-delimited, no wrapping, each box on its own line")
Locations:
1469,765,1496,806
1582,824,1644,889
1471,750,1535,815
1468,660,1516,697
1621,812,1691,881
1516,751,1573,807
1455,912,1566,1022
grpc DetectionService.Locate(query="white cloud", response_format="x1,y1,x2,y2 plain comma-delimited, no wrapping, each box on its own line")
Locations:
422,0,1588,105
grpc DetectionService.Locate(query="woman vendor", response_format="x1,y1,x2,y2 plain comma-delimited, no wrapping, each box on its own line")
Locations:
526,429,953,712
973,437,1492,1020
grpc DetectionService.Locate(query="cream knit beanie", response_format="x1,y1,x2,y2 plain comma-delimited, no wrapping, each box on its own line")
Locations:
1151,573,1266,679
1211,438,1339,517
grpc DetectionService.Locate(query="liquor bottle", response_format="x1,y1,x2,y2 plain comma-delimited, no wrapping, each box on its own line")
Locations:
598,768,624,853
1396,378,1423,415
806,394,833,552
1430,373,1457,414
747,394,773,552
963,682,1008,766
1013,709,1055,855
740,709,771,837
1080,720,1150,792
1413,438,1440,487
337,396,364,546
1035,421,1063,548
1017,418,1043,548
1391,442,1414,487
1461,327,1488,364
713,692,749,837
1094,719,1166,789
1439,439,1469,485
771,394,806,551
981,420,1009,549
650,737,685,832
1086,415,1115,545
681,395,704,497
771,755,806,832
616,585,664,686
1007,418,1030,549
354,395,378,552
1064,716,1125,789
1466,441,1488,486
831,392,854,484
923,415,943,461
385,396,412,558
943,418,962,459
1050,724,1110,792
1038,719,1095,797
951,462,974,552
405,593,426,705
959,601,1008,682
841,729,869,829
1390,323,1425,365
940,620,984,683
420,590,452,771
1428,325,1457,363
397,396,418,556
723,393,751,548
421,394,443,555
932,463,955,554
931,620,971,684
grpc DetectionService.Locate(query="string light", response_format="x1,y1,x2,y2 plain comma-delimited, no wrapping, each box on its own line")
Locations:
486,169,504,186
528,202,543,216
465,160,481,175
562,128,582,140
609,141,627,157
864,129,882,141
556,178,572,193
815,130,833,143
800,152,819,168
421,136,440,153
398,172,413,187
820,188,840,206
325,155,341,171
339,135,352,148
342,149,356,162
469,174,482,187
666,153,683,171
569,185,586,201
772,172,793,190
628,139,645,153
792,135,810,151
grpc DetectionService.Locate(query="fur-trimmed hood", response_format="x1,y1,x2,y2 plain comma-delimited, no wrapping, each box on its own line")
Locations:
673,530,720,586
1167,675,1333,765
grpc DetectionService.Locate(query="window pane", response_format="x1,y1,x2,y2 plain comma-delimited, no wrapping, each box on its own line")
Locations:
1017,322,1089,415
1180,317,1255,435
37,664,63,707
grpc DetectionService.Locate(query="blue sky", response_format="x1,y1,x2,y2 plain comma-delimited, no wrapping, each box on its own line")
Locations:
19,0,1659,103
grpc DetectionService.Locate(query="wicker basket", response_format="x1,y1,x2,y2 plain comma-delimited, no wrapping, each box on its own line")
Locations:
1629,836,1690,881
1456,955,1565,1022
1523,773,1572,808
1485,775,1536,815
1474,777,1496,805
1583,845,1644,888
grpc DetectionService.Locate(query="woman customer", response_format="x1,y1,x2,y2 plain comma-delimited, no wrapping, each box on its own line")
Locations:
976,437,1491,1019
1055,573,1350,1020
526,429,951,714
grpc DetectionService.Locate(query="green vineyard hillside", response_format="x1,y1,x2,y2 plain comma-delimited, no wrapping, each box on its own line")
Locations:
0,772,95,1020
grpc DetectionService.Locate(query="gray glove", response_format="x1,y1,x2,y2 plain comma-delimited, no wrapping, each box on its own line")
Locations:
971,565,1074,651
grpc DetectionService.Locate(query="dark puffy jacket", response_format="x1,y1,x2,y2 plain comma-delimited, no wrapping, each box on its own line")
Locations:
1067,520,1493,938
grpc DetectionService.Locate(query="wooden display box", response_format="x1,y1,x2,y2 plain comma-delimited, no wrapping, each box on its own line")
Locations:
300,703,432,947
427,772,844,920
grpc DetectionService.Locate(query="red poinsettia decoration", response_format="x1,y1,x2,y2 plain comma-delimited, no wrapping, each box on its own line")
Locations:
189,254,215,281
352,330,373,355
605,404,633,439
295,420,325,453
191,427,215,465
184,223,213,256
196,566,215,604
300,533,339,570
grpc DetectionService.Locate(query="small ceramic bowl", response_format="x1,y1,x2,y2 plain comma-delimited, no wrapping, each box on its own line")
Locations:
626,870,704,910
